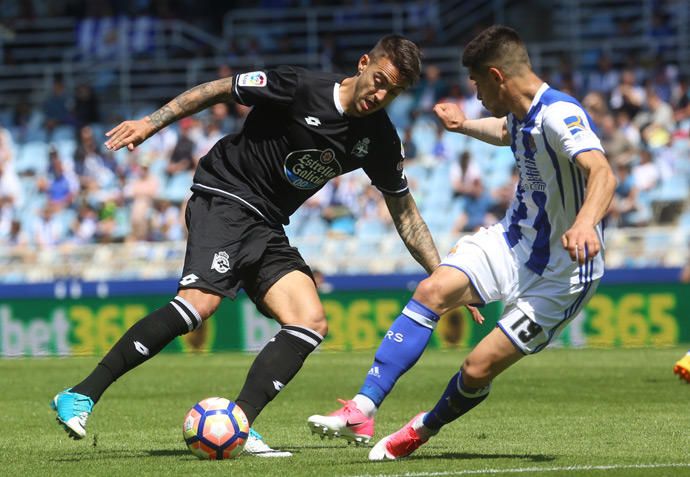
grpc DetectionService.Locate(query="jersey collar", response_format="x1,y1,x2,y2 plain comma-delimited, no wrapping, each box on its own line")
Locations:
333,83,345,116
516,82,549,124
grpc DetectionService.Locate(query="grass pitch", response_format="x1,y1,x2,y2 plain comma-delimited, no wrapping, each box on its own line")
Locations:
2,347,689,477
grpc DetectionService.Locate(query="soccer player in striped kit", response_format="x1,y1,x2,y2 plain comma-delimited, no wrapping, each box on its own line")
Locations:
308,25,617,460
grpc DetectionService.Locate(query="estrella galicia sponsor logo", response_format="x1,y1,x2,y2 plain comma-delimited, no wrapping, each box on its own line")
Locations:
211,251,231,273
237,71,266,87
283,149,342,189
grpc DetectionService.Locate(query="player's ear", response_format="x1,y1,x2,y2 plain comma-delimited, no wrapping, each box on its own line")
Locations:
488,67,504,84
357,54,370,75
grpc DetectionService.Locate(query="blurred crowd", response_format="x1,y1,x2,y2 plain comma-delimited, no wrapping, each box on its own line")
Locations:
1,53,689,254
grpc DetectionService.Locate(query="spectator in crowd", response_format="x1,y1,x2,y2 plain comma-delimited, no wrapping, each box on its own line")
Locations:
74,125,115,194
450,151,481,199
149,198,183,241
70,203,99,244
39,148,78,209
0,156,22,227
195,116,224,159
582,91,609,127
413,64,448,115
125,159,159,241
549,56,585,98
0,124,14,166
42,77,73,136
6,219,28,247
609,69,645,118
637,87,675,147
615,110,642,148
600,113,635,166
166,117,197,176
430,124,450,162
73,83,101,127
30,203,65,247
671,75,690,124
586,54,619,98
449,151,492,233
320,176,358,237
401,126,418,161
486,166,518,225
209,102,235,134
609,162,640,227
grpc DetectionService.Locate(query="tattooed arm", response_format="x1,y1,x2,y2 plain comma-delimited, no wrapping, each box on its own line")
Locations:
105,77,235,151
384,192,486,324
384,193,440,274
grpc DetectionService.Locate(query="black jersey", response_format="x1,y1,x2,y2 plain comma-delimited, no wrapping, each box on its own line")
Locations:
191,66,408,225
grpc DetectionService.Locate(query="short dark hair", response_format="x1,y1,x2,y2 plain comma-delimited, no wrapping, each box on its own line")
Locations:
462,25,530,75
368,34,422,86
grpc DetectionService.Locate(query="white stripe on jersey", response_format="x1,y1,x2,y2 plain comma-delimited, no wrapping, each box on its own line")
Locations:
501,83,605,282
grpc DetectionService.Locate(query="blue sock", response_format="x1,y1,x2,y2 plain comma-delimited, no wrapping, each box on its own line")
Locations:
358,299,439,407
422,371,490,430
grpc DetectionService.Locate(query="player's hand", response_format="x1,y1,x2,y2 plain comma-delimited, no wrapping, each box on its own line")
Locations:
561,222,601,265
105,117,155,151
465,304,484,325
433,103,467,133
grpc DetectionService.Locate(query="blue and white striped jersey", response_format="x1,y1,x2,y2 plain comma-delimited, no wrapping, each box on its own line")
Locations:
500,83,605,284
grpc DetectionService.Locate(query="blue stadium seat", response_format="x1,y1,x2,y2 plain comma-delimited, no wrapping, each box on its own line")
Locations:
16,141,49,174
162,171,193,202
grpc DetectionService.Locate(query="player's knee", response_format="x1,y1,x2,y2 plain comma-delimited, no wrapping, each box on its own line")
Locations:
177,289,221,320
283,308,328,338
413,277,452,314
307,309,328,338
461,356,492,386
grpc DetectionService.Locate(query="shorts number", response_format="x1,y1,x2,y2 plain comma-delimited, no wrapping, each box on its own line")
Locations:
510,315,543,343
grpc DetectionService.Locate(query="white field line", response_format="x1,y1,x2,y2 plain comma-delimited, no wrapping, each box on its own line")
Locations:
349,462,690,477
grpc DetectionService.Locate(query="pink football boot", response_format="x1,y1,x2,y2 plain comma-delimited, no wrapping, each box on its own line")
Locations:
307,399,374,445
368,412,436,460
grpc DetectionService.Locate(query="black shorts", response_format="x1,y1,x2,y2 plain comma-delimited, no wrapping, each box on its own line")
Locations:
179,192,313,315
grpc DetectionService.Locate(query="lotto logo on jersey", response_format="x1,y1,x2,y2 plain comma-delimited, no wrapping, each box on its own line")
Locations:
564,115,585,135
237,71,266,87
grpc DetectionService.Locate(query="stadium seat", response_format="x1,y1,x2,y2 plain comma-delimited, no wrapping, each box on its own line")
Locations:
16,141,49,174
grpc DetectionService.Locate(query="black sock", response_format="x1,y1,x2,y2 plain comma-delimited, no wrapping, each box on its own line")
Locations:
71,296,201,403
236,325,323,425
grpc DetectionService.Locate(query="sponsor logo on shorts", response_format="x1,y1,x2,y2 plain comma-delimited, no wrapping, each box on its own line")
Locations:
211,251,231,273
179,273,199,286
237,71,266,87
367,366,380,378
283,149,342,189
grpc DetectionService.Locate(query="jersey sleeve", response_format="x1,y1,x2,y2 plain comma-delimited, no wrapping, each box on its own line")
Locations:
542,102,604,162
231,65,298,107
362,120,409,197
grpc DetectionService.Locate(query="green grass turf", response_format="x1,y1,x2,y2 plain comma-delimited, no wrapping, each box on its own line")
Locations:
2,347,689,477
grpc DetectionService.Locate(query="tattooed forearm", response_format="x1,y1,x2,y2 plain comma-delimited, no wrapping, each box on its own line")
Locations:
149,105,177,129
148,77,234,131
385,194,440,274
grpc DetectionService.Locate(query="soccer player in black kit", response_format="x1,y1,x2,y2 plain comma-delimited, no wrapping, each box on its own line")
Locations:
51,35,478,456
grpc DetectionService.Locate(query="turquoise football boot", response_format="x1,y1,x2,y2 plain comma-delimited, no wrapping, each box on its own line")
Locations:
50,388,94,439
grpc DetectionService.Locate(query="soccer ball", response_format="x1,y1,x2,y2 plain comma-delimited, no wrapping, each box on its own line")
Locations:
182,397,249,460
